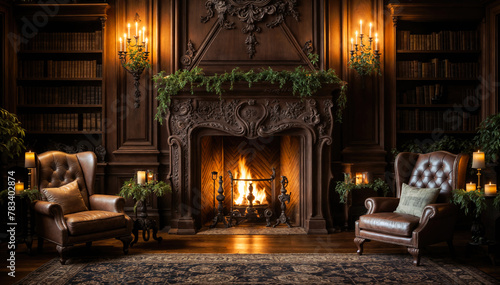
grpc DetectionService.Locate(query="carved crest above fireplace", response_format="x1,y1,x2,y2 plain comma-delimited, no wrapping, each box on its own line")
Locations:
166,85,337,234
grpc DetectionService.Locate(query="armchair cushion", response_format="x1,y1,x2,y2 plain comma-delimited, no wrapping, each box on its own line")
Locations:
65,211,129,236
41,181,88,215
394,183,440,217
359,212,420,237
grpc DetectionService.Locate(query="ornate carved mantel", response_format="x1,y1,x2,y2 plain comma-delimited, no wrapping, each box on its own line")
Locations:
166,85,337,234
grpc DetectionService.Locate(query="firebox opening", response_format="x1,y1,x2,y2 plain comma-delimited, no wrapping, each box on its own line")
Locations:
200,135,301,228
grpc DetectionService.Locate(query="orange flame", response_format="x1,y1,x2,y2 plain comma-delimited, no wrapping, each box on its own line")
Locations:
234,157,267,206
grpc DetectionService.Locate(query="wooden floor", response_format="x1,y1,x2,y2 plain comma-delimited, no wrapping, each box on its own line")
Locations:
1,229,499,284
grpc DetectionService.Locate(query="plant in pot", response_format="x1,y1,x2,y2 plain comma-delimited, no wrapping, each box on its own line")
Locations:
119,174,171,245
0,108,26,164
451,189,490,244
119,177,171,215
475,113,500,182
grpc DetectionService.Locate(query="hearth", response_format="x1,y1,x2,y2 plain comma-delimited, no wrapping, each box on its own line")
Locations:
166,85,337,234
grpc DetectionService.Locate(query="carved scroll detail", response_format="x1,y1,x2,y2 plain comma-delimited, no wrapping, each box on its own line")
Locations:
201,0,300,58
181,40,197,67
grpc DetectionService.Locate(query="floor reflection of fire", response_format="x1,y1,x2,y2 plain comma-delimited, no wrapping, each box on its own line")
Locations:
234,157,267,206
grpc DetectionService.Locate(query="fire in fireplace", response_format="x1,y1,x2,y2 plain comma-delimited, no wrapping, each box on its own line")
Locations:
233,157,267,206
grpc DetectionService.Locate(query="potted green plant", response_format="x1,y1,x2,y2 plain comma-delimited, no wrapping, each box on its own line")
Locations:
0,108,26,163
335,175,390,204
119,178,171,214
475,113,500,164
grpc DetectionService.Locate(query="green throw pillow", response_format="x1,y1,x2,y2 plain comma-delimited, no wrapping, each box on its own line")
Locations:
394,183,440,217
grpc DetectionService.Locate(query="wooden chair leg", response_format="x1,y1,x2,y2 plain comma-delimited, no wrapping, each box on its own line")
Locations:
447,239,455,258
56,245,72,265
408,247,420,266
117,235,133,255
354,237,366,255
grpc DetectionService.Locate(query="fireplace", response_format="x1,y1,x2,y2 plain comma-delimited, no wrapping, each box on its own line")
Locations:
200,135,301,227
166,85,337,234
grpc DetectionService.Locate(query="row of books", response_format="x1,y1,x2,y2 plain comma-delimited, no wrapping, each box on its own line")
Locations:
21,31,103,51
397,30,479,51
19,60,102,78
396,59,479,78
396,110,480,132
19,113,102,132
18,86,102,105
397,84,444,105
398,85,478,105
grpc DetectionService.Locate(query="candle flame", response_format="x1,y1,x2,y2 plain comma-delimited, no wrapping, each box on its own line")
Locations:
234,157,267,206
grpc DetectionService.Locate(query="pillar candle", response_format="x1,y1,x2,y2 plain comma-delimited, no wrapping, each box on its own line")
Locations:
485,182,497,195
15,181,24,194
466,182,476,192
355,31,358,44
472,150,485,169
145,38,148,52
127,23,130,39
25,151,36,168
119,37,122,52
359,20,362,34
369,22,372,38
137,171,146,185
350,38,354,51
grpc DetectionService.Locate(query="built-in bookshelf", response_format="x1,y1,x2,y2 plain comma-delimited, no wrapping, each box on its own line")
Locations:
388,3,485,149
14,3,109,149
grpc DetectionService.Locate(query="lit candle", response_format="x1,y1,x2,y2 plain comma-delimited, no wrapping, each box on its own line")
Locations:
135,22,138,37
350,38,354,51
137,171,146,185
466,182,476,192
472,150,486,169
142,26,146,42
485,182,497,195
145,38,148,52
25,151,36,168
375,33,378,50
355,173,363,185
119,37,122,52
369,22,372,38
147,171,154,183
15,181,24,195
355,31,358,44
127,23,130,39
360,20,363,34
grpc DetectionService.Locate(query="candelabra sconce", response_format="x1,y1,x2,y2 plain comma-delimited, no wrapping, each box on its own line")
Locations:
349,20,381,77
118,13,150,108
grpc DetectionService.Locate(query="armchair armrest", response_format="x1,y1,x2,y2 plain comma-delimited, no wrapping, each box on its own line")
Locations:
33,200,68,234
89,194,126,213
365,197,400,214
34,200,64,217
412,203,458,245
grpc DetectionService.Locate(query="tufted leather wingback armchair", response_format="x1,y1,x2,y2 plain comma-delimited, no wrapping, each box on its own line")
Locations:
354,151,468,265
34,151,133,264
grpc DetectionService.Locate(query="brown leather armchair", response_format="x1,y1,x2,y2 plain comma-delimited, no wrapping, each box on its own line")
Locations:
354,151,468,265
34,151,133,264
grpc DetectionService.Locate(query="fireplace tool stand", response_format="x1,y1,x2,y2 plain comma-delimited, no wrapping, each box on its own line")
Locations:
273,176,292,228
210,174,229,228
227,168,276,227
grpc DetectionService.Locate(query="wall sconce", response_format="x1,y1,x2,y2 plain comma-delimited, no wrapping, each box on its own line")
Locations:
349,20,381,76
25,151,36,190
472,150,486,191
118,13,150,108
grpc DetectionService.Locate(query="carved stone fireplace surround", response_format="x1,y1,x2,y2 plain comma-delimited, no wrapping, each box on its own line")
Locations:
166,84,337,234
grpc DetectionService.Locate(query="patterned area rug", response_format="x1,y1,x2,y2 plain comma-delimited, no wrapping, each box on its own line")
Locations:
197,226,307,235
15,253,499,284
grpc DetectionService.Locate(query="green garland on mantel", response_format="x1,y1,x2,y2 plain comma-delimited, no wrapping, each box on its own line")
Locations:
152,64,347,125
